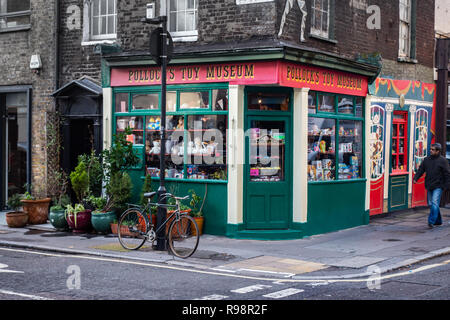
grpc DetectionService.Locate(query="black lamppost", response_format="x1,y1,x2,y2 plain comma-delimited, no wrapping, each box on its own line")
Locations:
141,15,169,251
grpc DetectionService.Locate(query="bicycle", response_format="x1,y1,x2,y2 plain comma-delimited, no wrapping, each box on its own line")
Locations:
117,191,200,259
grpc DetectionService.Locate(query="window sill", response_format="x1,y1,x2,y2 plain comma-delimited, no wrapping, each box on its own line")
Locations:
172,35,198,42
309,33,338,44
81,39,117,46
0,25,31,33
397,56,418,64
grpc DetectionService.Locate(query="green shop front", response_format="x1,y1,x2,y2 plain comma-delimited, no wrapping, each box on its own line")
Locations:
101,48,378,239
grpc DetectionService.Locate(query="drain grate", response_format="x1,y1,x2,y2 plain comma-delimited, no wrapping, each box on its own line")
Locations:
383,238,402,242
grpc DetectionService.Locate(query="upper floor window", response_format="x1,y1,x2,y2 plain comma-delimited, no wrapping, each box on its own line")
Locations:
399,0,411,57
0,0,31,32
83,0,116,44
168,0,198,40
310,0,330,39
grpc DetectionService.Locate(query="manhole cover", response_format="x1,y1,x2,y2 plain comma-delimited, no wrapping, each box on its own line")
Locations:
380,281,440,296
191,250,236,261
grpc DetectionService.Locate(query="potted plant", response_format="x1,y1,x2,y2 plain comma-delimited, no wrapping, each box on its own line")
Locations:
69,158,89,208
49,170,71,231
20,185,51,225
90,196,116,234
65,203,92,233
6,194,28,228
106,171,133,234
189,189,204,236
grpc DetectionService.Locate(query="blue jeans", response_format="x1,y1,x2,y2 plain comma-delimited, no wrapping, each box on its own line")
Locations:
427,188,443,225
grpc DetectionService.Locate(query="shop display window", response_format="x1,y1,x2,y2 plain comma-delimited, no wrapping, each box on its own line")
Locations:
369,106,385,179
317,94,335,113
308,118,336,181
116,116,144,145
249,120,286,182
132,93,159,110
180,91,209,109
308,92,316,114
115,92,129,113
145,115,184,179
355,97,363,117
186,115,227,180
392,112,408,173
338,120,362,180
247,92,290,111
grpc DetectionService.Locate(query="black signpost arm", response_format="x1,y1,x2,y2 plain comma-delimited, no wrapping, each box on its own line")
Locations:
142,15,168,251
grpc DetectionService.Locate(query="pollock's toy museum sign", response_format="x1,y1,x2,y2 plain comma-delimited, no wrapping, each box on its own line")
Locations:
111,61,368,96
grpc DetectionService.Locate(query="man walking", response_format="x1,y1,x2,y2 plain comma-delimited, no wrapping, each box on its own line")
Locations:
413,143,450,228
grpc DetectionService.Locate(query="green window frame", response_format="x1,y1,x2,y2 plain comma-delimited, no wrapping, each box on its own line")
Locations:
112,83,229,183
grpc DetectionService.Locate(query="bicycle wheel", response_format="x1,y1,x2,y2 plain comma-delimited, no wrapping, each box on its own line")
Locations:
118,208,148,250
168,214,199,259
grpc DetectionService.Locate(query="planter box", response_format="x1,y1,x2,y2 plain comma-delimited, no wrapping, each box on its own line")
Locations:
21,198,51,224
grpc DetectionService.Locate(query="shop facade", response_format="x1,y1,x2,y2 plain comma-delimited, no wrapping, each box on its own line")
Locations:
367,78,436,215
102,47,378,239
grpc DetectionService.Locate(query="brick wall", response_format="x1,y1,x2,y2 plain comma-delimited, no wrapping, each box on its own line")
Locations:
0,0,57,197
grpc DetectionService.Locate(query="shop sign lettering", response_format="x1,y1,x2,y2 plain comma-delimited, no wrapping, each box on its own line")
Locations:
112,61,367,96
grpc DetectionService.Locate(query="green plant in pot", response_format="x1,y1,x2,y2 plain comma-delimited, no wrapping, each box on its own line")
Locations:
68,161,92,233
20,184,51,225
6,194,28,228
90,195,115,234
189,189,204,236
49,170,71,231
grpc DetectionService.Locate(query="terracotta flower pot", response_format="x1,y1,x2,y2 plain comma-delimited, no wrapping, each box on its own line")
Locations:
21,198,51,224
6,211,28,228
192,216,204,236
66,209,92,233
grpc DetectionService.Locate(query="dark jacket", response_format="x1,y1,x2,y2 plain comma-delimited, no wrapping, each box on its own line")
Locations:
414,155,450,191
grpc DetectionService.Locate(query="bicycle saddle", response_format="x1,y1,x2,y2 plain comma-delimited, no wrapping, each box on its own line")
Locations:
143,191,157,198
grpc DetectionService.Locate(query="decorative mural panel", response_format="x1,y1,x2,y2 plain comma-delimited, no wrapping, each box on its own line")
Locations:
369,105,385,180
413,108,428,172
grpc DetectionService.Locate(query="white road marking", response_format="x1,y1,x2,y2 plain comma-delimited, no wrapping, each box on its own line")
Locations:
0,289,52,300
0,263,24,273
231,284,272,294
238,268,295,278
263,288,304,299
0,247,448,284
195,294,229,300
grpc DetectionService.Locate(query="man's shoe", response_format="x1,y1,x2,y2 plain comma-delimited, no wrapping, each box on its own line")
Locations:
428,223,434,228
434,222,442,226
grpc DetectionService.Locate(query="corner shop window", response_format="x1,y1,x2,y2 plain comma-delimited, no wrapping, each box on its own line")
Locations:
114,86,228,181
308,91,364,182
308,118,336,181
247,92,290,111
186,115,227,180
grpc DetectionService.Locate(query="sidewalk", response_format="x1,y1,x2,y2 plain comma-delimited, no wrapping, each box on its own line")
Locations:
0,207,449,280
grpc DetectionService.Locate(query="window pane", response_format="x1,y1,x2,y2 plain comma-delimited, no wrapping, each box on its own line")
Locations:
170,0,177,11
179,0,187,10
318,94,335,113
170,12,177,31
308,92,316,114
6,0,30,12
101,16,107,34
115,93,128,113
249,120,286,182
107,15,115,34
188,0,195,9
92,16,99,35
322,12,328,33
212,89,228,111
93,0,99,16
146,115,184,179
338,120,362,179
186,11,195,31
180,91,209,109
338,97,354,114
167,91,177,112
108,0,115,14
308,118,336,181
187,115,227,180
116,116,144,145
101,0,107,15
177,12,186,32
247,92,290,111
355,97,363,117
132,93,159,110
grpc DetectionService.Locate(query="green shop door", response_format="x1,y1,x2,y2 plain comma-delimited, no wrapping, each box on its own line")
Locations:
244,117,291,229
